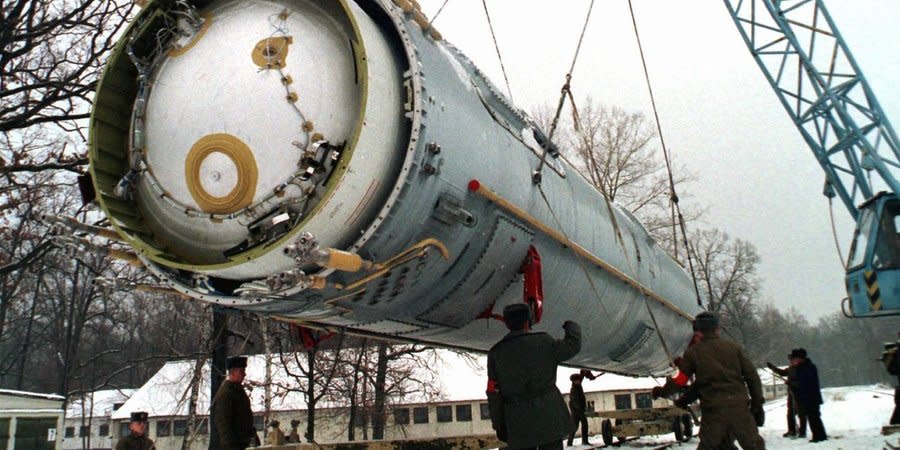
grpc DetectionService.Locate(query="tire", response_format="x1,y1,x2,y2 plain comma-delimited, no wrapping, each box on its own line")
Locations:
681,414,694,442
601,419,613,445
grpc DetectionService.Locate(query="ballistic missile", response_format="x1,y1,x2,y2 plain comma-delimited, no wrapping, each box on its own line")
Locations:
88,0,702,375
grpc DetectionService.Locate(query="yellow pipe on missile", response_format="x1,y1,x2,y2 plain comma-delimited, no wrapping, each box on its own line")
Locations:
467,179,693,321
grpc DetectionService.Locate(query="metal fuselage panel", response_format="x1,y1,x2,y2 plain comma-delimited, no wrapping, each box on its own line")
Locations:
89,0,702,375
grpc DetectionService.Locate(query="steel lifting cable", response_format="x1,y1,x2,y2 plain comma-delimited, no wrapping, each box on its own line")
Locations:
626,0,703,309
828,196,848,270
536,184,612,317
481,0,514,102
428,0,450,26
534,0,596,182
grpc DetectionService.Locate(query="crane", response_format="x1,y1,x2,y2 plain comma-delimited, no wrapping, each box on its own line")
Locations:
723,0,900,317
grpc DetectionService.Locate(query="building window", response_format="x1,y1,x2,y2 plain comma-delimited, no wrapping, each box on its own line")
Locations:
118,422,130,438
456,404,472,422
413,407,429,424
79,425,90,437
393,408,410,425
353,412,367,427
587,400,596,412
436,405,452,423
156,420,171,437
479,403,491,420
614,394,632,410
635,393,653,409
65,427,74,438
99,424,109,437
173,420,188,436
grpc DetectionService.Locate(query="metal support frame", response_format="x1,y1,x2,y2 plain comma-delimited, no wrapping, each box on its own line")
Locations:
723,0,900,219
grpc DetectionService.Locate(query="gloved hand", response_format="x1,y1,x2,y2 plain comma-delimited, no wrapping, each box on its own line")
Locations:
651,386,664,399
563,320,577,331
751,406,765,427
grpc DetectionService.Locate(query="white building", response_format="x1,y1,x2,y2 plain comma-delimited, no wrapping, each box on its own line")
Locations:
0,389,64,450
60,389,134,450
109,351,674,449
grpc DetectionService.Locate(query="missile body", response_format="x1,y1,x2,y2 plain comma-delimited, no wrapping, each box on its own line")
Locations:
90,0,702,375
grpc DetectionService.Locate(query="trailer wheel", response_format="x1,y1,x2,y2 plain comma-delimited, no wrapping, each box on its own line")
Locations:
680,414,694,442
601,419,613,445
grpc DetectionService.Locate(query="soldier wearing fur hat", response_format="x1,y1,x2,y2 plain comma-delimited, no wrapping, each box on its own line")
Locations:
212,356,256,450
486,303,581,450
566,370,598,447
653,312,766,450
115,411,155,450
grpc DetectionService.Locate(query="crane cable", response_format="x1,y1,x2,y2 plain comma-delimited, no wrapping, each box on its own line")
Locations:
481,0,514,102
534,0,596,182
626,0,704,309
828,196,848,270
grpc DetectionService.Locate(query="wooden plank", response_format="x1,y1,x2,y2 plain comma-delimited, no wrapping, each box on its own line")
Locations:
259,434,503,450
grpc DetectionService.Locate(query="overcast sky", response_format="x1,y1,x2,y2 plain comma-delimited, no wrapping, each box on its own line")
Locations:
418,0,900,321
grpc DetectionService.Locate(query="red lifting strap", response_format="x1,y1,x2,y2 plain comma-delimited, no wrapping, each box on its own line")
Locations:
522,245,543,324
291,325,335,350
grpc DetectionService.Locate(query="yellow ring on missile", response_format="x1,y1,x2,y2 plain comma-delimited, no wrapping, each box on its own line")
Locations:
252,36,293,69
185,133,258,214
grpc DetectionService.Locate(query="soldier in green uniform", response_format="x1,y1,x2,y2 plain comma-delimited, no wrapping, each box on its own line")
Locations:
486,303,581,450
212,356,256,450
115,411,155,450
654,312,766,450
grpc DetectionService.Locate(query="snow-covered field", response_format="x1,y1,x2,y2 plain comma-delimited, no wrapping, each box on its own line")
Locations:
573,384,897,449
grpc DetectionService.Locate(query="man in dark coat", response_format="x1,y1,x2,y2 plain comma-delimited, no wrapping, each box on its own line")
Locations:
653,312,766,450
882,333,900,425
487,303,581,450
767,352,806,438
115,411,155,450
791,348,827,442
566,371,598,446
212,356,256,450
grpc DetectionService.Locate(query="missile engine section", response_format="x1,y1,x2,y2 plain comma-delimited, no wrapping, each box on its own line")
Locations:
89,0,703,375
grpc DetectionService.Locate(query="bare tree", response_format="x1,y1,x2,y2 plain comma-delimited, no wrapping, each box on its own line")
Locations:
689,228,762,347
534,98,699,255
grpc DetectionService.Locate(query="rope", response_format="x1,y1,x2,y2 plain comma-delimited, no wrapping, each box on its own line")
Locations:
428,0,450,26
828,196,848,269
481,0,514,102
536,184,611,317
626,0,704,309
534,0,596,182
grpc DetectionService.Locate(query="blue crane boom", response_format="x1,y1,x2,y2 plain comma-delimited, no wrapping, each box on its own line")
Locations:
723,0,900,317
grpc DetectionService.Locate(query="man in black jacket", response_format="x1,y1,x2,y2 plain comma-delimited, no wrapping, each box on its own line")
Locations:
792,348,827,443
566,371,598,446
487,303,581,450
766,352,806,438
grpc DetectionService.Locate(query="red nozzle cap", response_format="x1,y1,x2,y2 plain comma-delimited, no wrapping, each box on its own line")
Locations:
468,179,481,192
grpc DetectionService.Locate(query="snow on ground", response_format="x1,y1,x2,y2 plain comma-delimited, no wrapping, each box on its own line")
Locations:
568,384,897,449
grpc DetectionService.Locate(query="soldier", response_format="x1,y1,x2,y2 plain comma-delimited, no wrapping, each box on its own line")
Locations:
791,348,827,443
652,312,766,450
766,352,806,438
486,303,581,450
115,411,155,450
287,418,301,443
266,419,286,445
881,332,900,425
566,371,597,447
212,356,256,450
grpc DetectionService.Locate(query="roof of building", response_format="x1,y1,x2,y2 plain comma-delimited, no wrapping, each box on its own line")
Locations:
66,389,136,418
0,389,65,401
112,350,677,419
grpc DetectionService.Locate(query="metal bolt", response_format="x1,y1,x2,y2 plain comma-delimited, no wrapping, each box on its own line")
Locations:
426,142,441,154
